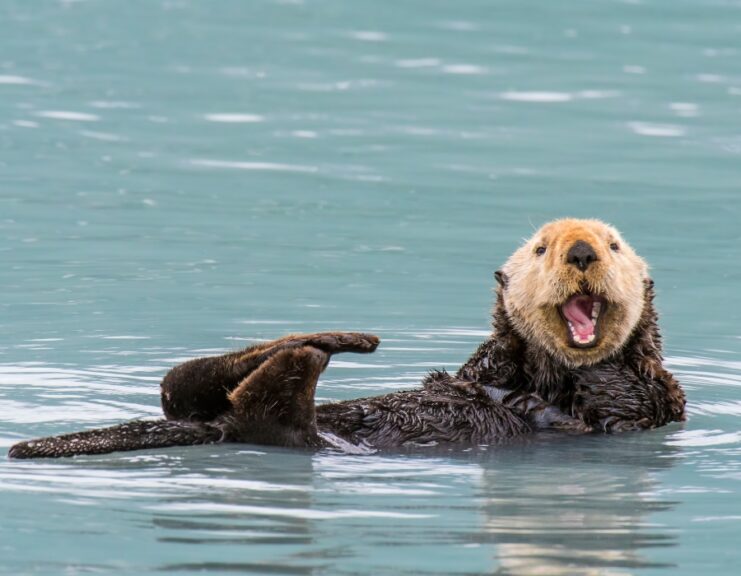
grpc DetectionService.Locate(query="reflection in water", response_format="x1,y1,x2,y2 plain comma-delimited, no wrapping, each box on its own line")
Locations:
474,432,682,575
151,450,463,574
64,432,683,576
152,449,323,575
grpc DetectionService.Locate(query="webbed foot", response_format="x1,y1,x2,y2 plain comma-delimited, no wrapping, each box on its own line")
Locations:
226,346,329,447
235,332,379,371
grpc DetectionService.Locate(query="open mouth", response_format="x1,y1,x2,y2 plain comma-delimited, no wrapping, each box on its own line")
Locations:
559,293,607,348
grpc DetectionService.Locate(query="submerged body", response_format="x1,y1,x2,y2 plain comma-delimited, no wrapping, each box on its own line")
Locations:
9,219,685,459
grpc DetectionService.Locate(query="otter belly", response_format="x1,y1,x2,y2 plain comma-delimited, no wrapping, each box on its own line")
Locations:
315,376,533,449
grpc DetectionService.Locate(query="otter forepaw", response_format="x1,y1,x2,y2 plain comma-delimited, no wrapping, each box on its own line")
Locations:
549,416,594,434
596,416,653,433
534,405,593,433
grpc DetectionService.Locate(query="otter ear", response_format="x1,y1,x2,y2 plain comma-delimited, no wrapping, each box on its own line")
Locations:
495,270,509,289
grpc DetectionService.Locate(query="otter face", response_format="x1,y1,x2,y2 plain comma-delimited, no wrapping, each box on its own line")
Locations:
498,219,648,367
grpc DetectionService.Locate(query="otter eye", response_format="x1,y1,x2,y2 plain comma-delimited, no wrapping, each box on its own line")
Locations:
609,242,620,252
535,246,546,256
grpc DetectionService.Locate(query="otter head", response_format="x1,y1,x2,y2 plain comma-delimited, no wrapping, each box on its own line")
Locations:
496,219,649,368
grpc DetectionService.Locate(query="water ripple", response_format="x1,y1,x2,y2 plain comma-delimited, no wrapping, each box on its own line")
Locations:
203,113,264,123
442,64,487,75
34,110,100,122
347,30,388,42
0,74,40,85
87,100,140,109
12,119,39,128
395,58,441,68
628,122,686,137
189,158,319,173
667,429,741,447
149,502,432,520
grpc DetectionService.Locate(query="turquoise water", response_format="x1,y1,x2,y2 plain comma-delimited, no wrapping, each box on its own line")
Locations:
2,0,741,573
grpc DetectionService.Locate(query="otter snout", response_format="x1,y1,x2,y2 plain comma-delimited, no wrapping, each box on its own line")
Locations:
566,240,598,272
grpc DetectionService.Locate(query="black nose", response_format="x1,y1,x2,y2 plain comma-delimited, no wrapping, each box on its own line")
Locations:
566,240,598,272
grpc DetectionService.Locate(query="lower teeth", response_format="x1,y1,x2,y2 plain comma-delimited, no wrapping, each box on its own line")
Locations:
567,321,595,344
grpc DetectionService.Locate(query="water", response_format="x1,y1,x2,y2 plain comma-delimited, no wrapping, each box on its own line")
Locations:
1,0,740,573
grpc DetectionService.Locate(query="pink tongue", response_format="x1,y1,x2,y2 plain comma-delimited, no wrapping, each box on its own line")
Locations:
562,296,594,339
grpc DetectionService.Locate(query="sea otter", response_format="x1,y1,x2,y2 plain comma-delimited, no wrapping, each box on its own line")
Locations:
456,218,685,431
8,219,685,459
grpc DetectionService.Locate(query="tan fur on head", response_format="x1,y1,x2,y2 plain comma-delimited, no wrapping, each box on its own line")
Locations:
498,219,649,367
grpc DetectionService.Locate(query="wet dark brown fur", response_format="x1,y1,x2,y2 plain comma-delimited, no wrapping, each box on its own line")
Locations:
8,223,686,459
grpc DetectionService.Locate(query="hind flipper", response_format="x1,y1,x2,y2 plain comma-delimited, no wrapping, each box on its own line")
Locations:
8,419,223,459
161,332,379,422
225,346,328,448
234,332,379,367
